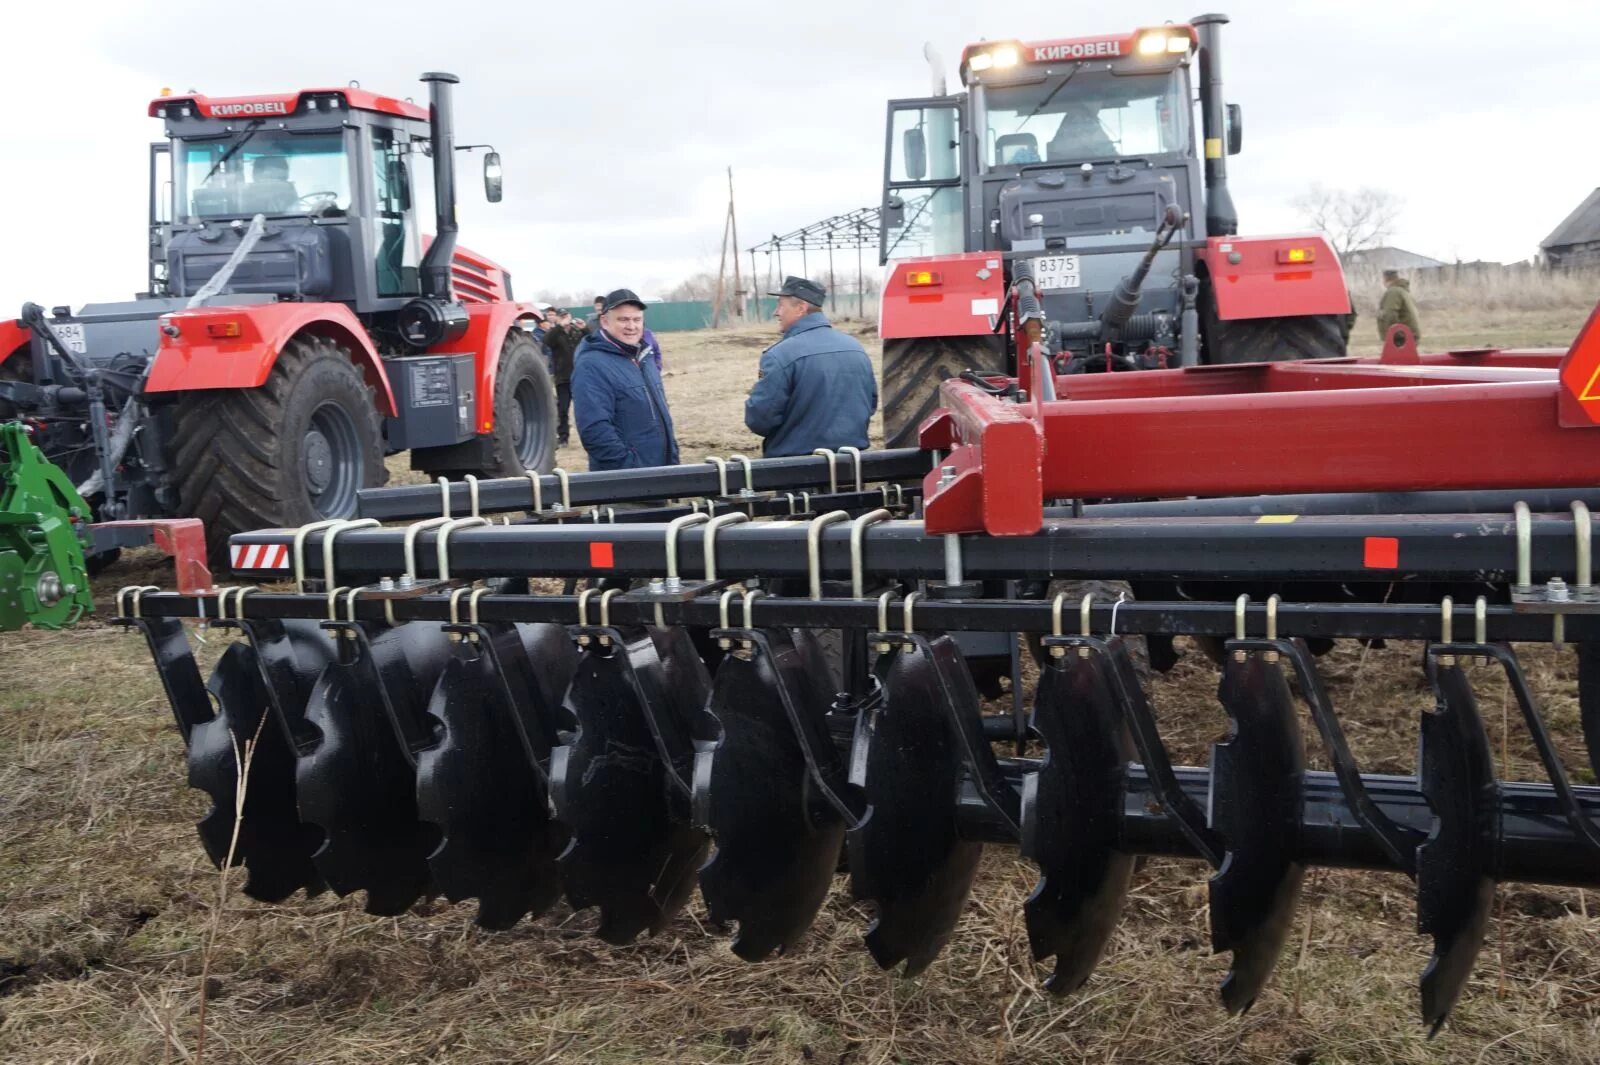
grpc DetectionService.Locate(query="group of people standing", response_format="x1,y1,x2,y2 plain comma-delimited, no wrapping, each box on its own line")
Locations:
534,277,877,472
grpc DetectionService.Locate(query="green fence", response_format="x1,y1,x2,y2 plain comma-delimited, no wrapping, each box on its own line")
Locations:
561,301,715,333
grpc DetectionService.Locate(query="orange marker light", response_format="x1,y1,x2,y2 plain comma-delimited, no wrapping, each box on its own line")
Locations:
905,270,943,287
1276,247,1315,264
205,321,242,338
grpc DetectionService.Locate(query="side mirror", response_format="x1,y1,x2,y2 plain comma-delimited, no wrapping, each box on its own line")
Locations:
484,151,503,203
902,127,927,182
1225,103,1243,155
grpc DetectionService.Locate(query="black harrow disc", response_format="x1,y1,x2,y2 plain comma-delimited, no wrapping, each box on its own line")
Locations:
416,623,578,930
1209,645,1306,1014
1417,652,1497,1035
694,628,847,961
296,622,452,916
1023,640,1136,994
552,625,712,944
847,636,984,976
188,640,317,902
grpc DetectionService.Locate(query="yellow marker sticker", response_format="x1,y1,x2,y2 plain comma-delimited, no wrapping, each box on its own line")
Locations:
1255,515,1298,524
1205,137,1223,160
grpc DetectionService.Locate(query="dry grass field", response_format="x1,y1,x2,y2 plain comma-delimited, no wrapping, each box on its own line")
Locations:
4,281,1600,1064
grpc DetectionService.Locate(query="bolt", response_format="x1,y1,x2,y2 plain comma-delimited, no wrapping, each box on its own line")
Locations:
1548,577,1570,602
664,576,683,594
577,634,591,647
1077,647,1091,659
874,640,892,654
397,574,415,590
378,576,396,592
1232,649,1248,663
1264,650,1281,664
1048,645,1065,659
648,578,666,595
717,637,732,651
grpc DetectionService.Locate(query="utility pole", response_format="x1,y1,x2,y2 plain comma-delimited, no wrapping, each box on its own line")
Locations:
711,167,746,327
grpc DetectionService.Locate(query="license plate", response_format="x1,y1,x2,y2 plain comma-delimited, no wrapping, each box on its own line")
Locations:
52,322,87,355
1031,255,1081,291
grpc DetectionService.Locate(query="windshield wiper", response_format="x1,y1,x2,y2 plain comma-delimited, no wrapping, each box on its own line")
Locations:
198,119,266,187
1012,64,1081,133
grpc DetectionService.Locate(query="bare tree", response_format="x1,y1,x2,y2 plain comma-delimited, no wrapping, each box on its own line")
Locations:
1290,185,1404,258
661,271,720,302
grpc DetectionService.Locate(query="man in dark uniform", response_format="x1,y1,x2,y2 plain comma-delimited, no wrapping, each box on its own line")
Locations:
744,276,877,456
542,307,586,446
572,289,680,470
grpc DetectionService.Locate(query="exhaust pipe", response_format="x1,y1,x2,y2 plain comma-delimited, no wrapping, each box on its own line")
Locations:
1191,14,1237,237
418,71,460,301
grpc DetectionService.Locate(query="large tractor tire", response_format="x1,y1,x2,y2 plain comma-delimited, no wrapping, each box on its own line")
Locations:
881,335,1007,450
476,331,558,477
1201,306,1348,364
172,334,385,567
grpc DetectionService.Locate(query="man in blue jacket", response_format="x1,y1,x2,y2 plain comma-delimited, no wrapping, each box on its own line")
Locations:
571,289,681,471
744,276,877,456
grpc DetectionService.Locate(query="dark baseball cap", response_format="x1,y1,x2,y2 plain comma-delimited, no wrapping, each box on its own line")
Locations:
768,275,825,306
602,288,647,313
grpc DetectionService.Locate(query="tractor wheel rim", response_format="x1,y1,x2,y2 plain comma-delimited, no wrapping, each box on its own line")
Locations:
304,402,361,517
512,377,541,469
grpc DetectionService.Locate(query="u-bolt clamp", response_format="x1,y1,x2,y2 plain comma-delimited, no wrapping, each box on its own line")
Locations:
807,510,851,600
703,512,749,581
576,587,597,647
1514,500,1533,594
1437,595,1457,665
1231,594,1251,661
727,454,757,499
464,475,481,518
812,448,839,494
899,590,922,653
849,508,892,599
705,456,730,497
839,446,864,492
597,588,621,646
437,476,453,518
653,512,710,625
874,589,901,654
1043,591,1077,659
401,516,455,588
1263,594,1281,661
436,516,489,582
1574,501,1594,600
115,584,163,621
525,469,545,515
321,519,380,594
549,468,571,514
292,518,348,593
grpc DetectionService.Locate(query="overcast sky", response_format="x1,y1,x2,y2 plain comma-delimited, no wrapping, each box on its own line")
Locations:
6,0,1598,308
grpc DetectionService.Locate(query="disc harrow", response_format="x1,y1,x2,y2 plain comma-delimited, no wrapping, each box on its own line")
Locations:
107,441,1600,1035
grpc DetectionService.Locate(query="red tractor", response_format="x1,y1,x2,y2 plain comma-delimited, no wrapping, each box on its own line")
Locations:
0,72,555,564
877,14,1353,446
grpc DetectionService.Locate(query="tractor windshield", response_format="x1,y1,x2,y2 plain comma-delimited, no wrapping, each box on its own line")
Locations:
175,129,353,221
981,67,1189,167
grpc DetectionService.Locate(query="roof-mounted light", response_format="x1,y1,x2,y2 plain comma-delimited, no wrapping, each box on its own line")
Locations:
1138,31,1192,56
968,44,1020,72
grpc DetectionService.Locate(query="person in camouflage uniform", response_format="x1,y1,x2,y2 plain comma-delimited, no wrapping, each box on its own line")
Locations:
1376,269,1421,342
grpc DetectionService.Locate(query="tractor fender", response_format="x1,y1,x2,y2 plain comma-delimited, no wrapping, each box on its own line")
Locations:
143,302,397,416
0,318,29,367
1195,234,1351,321
880,254,1005,341
441,301,539,433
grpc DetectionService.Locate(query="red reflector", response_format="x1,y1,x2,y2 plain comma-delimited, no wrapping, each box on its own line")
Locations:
589,541,614,568
1276,247,1315,265
1362,536,1399,569
205,321,242,338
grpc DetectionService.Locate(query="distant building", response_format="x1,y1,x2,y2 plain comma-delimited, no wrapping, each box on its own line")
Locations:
1541,188,1600,269
1343,246,1446,271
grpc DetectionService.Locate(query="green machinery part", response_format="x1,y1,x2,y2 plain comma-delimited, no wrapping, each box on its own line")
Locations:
0,422,94,630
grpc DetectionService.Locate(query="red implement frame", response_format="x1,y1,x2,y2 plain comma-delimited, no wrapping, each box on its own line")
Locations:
920,303,1600,536
93,519,213,595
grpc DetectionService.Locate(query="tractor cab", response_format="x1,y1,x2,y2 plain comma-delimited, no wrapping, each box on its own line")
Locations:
151,82,502,323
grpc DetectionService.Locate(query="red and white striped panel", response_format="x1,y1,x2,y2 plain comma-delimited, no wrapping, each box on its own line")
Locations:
229,542,290,570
